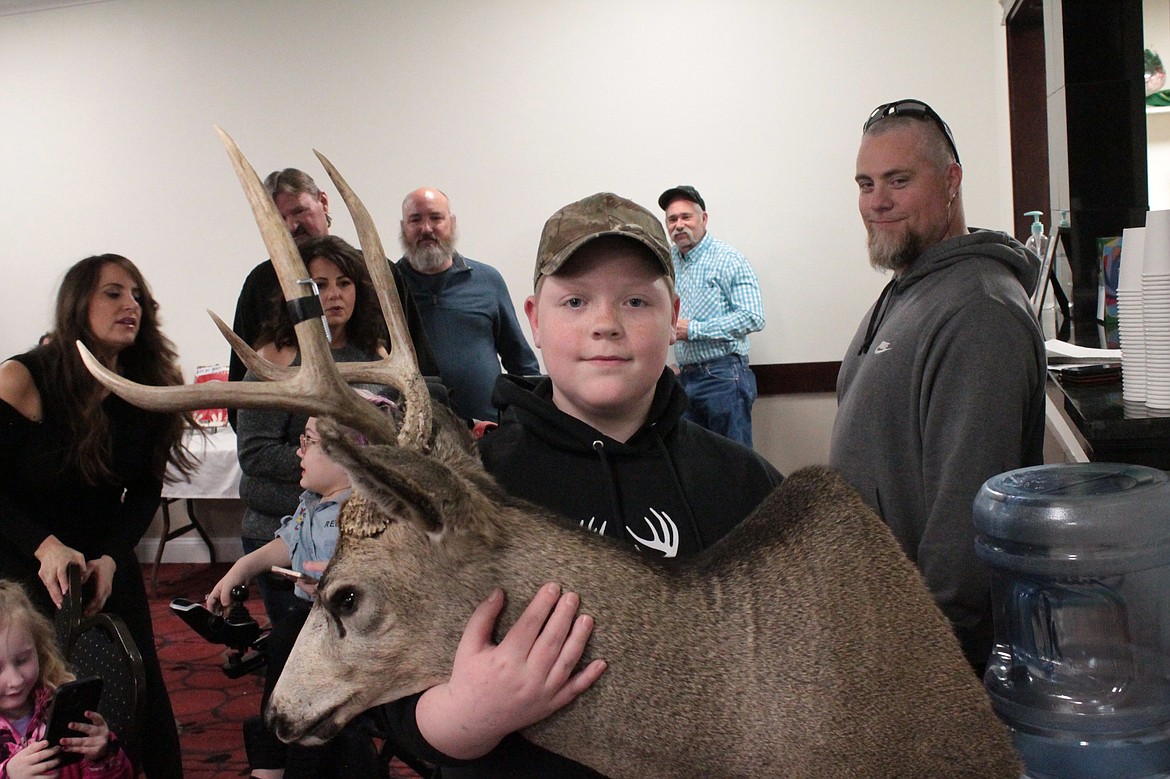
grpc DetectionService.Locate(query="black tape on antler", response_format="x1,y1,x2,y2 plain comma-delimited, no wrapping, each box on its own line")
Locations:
286,295,324,325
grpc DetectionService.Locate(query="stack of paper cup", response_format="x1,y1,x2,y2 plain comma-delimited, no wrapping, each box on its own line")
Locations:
1143,210,1170,408
1119,227,1146,403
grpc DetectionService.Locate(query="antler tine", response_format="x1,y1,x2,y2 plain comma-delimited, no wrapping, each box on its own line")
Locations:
76,128,399,446
313,149,433,452
209,309,289,382
210,309,416,387
213,127,396,443
76,340,380,426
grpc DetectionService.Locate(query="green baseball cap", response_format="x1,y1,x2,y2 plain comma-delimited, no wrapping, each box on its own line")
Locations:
534,192,672,287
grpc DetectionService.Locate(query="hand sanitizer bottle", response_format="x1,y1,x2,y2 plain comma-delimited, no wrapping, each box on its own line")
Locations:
1025,211,1055,338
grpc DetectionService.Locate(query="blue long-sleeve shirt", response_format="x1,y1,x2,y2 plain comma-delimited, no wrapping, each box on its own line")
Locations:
396,253,539,421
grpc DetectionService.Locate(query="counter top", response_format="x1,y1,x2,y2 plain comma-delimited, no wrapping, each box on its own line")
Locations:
1050,372,1170,469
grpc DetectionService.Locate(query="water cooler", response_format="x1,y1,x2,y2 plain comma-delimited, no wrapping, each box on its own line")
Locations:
974,463,1170,778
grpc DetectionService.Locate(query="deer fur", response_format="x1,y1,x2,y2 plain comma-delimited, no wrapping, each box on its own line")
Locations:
267,422,1021,778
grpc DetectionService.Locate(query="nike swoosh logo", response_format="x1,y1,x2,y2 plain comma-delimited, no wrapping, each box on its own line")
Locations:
874,341,892,354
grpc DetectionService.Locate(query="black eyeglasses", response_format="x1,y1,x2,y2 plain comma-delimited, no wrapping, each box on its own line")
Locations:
863,99,960,165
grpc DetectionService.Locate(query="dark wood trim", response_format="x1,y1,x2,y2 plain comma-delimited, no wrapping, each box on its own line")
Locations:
752,361,840,396
1004,0,1048,243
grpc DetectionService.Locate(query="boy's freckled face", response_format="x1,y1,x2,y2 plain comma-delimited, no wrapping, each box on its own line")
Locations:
525,241,679,440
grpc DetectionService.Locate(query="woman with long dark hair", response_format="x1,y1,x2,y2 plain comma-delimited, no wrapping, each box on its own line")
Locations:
0,254,193,778
236,235,391,623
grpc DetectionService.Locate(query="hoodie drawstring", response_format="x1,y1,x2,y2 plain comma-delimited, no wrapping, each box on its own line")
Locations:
651,431,707,550
592,440,625,537
859,277,898,355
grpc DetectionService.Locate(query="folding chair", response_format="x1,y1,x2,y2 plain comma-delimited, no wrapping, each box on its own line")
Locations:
55,563,147,766
53,563,84,651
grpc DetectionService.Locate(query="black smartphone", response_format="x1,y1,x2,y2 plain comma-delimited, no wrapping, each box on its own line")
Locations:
1061,363,1121,385
44,675,104,764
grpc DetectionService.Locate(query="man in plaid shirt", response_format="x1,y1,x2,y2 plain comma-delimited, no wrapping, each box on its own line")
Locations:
659,185,765,448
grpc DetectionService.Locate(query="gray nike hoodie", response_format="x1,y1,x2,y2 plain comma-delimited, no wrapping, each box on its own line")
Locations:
829,228,1046,672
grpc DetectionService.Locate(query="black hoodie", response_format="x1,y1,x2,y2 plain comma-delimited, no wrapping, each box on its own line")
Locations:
481,369,783,558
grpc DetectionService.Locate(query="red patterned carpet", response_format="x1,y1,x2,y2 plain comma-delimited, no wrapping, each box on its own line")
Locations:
147,563,422,779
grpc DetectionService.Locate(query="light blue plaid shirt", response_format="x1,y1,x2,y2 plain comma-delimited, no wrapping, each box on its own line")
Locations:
672,233,765,365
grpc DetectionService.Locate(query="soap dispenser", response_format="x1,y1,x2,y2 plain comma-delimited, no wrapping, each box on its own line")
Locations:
1025,210,1049,258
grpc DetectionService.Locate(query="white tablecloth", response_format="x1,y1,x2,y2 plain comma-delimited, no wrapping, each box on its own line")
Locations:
162,428,242,500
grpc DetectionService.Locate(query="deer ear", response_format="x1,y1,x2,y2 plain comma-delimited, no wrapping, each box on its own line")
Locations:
320,425,464,536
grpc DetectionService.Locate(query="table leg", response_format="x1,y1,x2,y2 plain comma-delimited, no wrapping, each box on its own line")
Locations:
152,499,175,598
151,498,218,598
185,499,218,565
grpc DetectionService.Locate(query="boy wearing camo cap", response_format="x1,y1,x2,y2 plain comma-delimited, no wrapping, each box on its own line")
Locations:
390,193,783,777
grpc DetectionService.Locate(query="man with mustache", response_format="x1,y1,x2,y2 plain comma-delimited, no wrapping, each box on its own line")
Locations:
227,169,440,396
658,185,764,448
395,187,539,422
829,100,1046,676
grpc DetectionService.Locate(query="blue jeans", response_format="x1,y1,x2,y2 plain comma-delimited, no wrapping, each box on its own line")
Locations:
678,354,757,448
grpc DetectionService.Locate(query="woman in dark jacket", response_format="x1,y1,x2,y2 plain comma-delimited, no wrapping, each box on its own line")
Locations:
0,253,194,778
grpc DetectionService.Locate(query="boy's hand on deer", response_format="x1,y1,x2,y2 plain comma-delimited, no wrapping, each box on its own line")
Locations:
416,583,607,760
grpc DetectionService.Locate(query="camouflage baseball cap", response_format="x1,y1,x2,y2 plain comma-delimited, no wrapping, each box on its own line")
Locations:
534,192,672,287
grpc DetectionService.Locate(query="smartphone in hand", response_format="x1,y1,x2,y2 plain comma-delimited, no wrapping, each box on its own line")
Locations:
44,675,104,765
270,565,317,585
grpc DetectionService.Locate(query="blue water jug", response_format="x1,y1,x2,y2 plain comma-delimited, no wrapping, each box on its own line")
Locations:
974,463,1170,779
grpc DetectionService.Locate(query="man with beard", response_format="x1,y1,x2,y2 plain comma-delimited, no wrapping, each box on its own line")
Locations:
227,169,439,401
395,187,538,422
829,100,1046,676
658,185,765,448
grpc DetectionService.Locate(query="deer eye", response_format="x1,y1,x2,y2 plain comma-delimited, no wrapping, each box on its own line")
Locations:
333,587,358,615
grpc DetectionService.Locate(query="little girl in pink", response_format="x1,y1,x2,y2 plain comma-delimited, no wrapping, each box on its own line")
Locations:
0,580,132,779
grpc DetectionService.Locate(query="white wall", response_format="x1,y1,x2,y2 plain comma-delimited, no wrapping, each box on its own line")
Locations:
1148,0,1170,209
2,2,1015,562
1,0,1013,373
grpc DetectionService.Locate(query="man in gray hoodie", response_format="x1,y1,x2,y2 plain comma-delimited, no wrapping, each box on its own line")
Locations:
829,100,1046,676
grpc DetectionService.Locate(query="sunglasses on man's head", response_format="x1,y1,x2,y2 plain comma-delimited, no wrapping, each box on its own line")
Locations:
863,99,961,165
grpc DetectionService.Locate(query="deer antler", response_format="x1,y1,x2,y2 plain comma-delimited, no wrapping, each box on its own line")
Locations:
313,150,432,450
208,310,427,391
203,150,434,448
77,127,417,447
